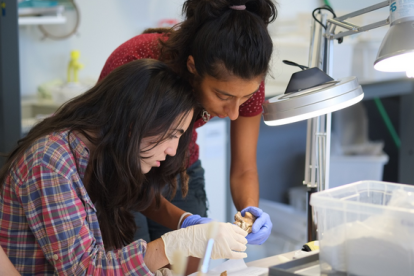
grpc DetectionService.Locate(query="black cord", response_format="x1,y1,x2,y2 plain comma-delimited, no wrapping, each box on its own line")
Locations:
312,5,342,44
312,5,336,30
282,60,309,71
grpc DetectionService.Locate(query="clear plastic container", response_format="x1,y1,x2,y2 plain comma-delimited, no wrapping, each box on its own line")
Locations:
310,180,414,276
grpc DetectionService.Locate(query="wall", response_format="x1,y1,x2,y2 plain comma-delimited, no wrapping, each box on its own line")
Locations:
19,0,326,96
197,119,228,223
257,120,307,203
328,0,384,11
18,0,184,96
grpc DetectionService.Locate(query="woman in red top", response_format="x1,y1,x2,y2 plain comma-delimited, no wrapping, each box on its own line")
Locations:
100,0,275,248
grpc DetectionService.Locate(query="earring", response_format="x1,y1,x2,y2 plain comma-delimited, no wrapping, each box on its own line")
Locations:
201,109,211,123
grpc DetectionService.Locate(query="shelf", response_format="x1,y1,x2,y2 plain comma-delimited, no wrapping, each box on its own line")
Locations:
18,15,66,25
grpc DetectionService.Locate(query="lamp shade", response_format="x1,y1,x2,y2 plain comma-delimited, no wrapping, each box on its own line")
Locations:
374,0,414,73
263,76,364,126
374,20,414,72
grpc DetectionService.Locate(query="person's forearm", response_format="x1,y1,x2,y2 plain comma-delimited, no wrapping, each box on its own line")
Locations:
141,196,191,230
230,169,259,211
229,113,261,212
144,238,169,272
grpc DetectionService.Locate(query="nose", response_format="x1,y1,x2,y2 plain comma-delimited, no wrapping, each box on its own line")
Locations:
165,138,179,157
225,100,240,121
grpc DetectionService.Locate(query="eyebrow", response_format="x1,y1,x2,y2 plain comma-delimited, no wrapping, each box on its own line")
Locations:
173,129,185,135
215,86,260,98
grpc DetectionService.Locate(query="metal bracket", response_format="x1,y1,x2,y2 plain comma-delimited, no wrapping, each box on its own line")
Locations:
325,0,390,41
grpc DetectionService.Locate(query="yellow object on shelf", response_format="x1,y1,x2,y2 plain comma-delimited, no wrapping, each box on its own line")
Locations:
67,50,84,83
302,241,319,252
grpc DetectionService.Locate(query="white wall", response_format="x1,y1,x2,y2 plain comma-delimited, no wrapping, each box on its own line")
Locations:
328,0,385,11
18,0,185,96
197,120,228,223
17,0,324,96
273,0,321,20
20,0,393,97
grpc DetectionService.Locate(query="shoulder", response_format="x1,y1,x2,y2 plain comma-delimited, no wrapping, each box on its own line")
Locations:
11,131,78,183
239,81,265,117
117,33,163,54
99,33,164,81
40,131,79,177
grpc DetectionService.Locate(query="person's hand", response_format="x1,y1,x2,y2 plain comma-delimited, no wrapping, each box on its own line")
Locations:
241,206,272,245
161,222,248,264
181,214,213,228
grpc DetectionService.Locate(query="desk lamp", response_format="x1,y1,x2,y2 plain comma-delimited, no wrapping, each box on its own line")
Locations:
263,0,414,241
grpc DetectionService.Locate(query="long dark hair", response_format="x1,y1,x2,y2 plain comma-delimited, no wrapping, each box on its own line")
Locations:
158,0,277,81
0,59,198,250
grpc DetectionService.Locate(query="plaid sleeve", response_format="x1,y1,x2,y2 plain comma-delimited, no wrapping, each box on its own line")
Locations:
16,163,153,276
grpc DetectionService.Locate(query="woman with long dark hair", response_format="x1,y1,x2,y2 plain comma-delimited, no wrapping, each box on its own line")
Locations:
0,59,247,275
100,0,276,248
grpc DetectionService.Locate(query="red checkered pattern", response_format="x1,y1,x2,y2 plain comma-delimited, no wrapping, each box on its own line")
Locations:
0,130,152,275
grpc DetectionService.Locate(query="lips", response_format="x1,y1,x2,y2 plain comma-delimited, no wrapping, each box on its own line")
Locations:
215,113,226,118
155,159,165,167
211,112,226,118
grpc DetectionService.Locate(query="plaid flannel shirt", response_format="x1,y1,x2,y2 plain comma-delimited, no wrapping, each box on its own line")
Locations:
0,130,152,276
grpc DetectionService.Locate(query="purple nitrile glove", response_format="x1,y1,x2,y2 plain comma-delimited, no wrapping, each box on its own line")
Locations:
241,206,273,245
180,214,213,228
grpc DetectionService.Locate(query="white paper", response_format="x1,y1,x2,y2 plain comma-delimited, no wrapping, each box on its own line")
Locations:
188,259,268,276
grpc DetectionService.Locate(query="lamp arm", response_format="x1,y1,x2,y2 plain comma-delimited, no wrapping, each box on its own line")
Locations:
334,1,389,22
325,0,390,40
327,18,390,40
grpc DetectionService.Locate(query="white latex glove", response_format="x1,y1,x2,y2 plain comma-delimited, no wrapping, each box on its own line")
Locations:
154,268,173,276
161,222,248,264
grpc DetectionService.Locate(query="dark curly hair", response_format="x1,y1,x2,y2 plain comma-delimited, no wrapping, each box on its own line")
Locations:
157,0,277,81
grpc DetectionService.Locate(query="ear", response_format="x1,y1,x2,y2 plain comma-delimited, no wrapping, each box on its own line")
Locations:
186,55,197,75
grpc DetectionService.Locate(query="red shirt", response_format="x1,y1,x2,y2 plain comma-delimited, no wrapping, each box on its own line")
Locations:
99,33,265,167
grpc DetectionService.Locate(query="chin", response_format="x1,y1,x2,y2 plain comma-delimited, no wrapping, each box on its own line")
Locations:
142,167,152,174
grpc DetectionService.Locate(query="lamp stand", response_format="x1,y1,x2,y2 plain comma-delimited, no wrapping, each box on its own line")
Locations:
304,0,393,241
304,13,334,242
